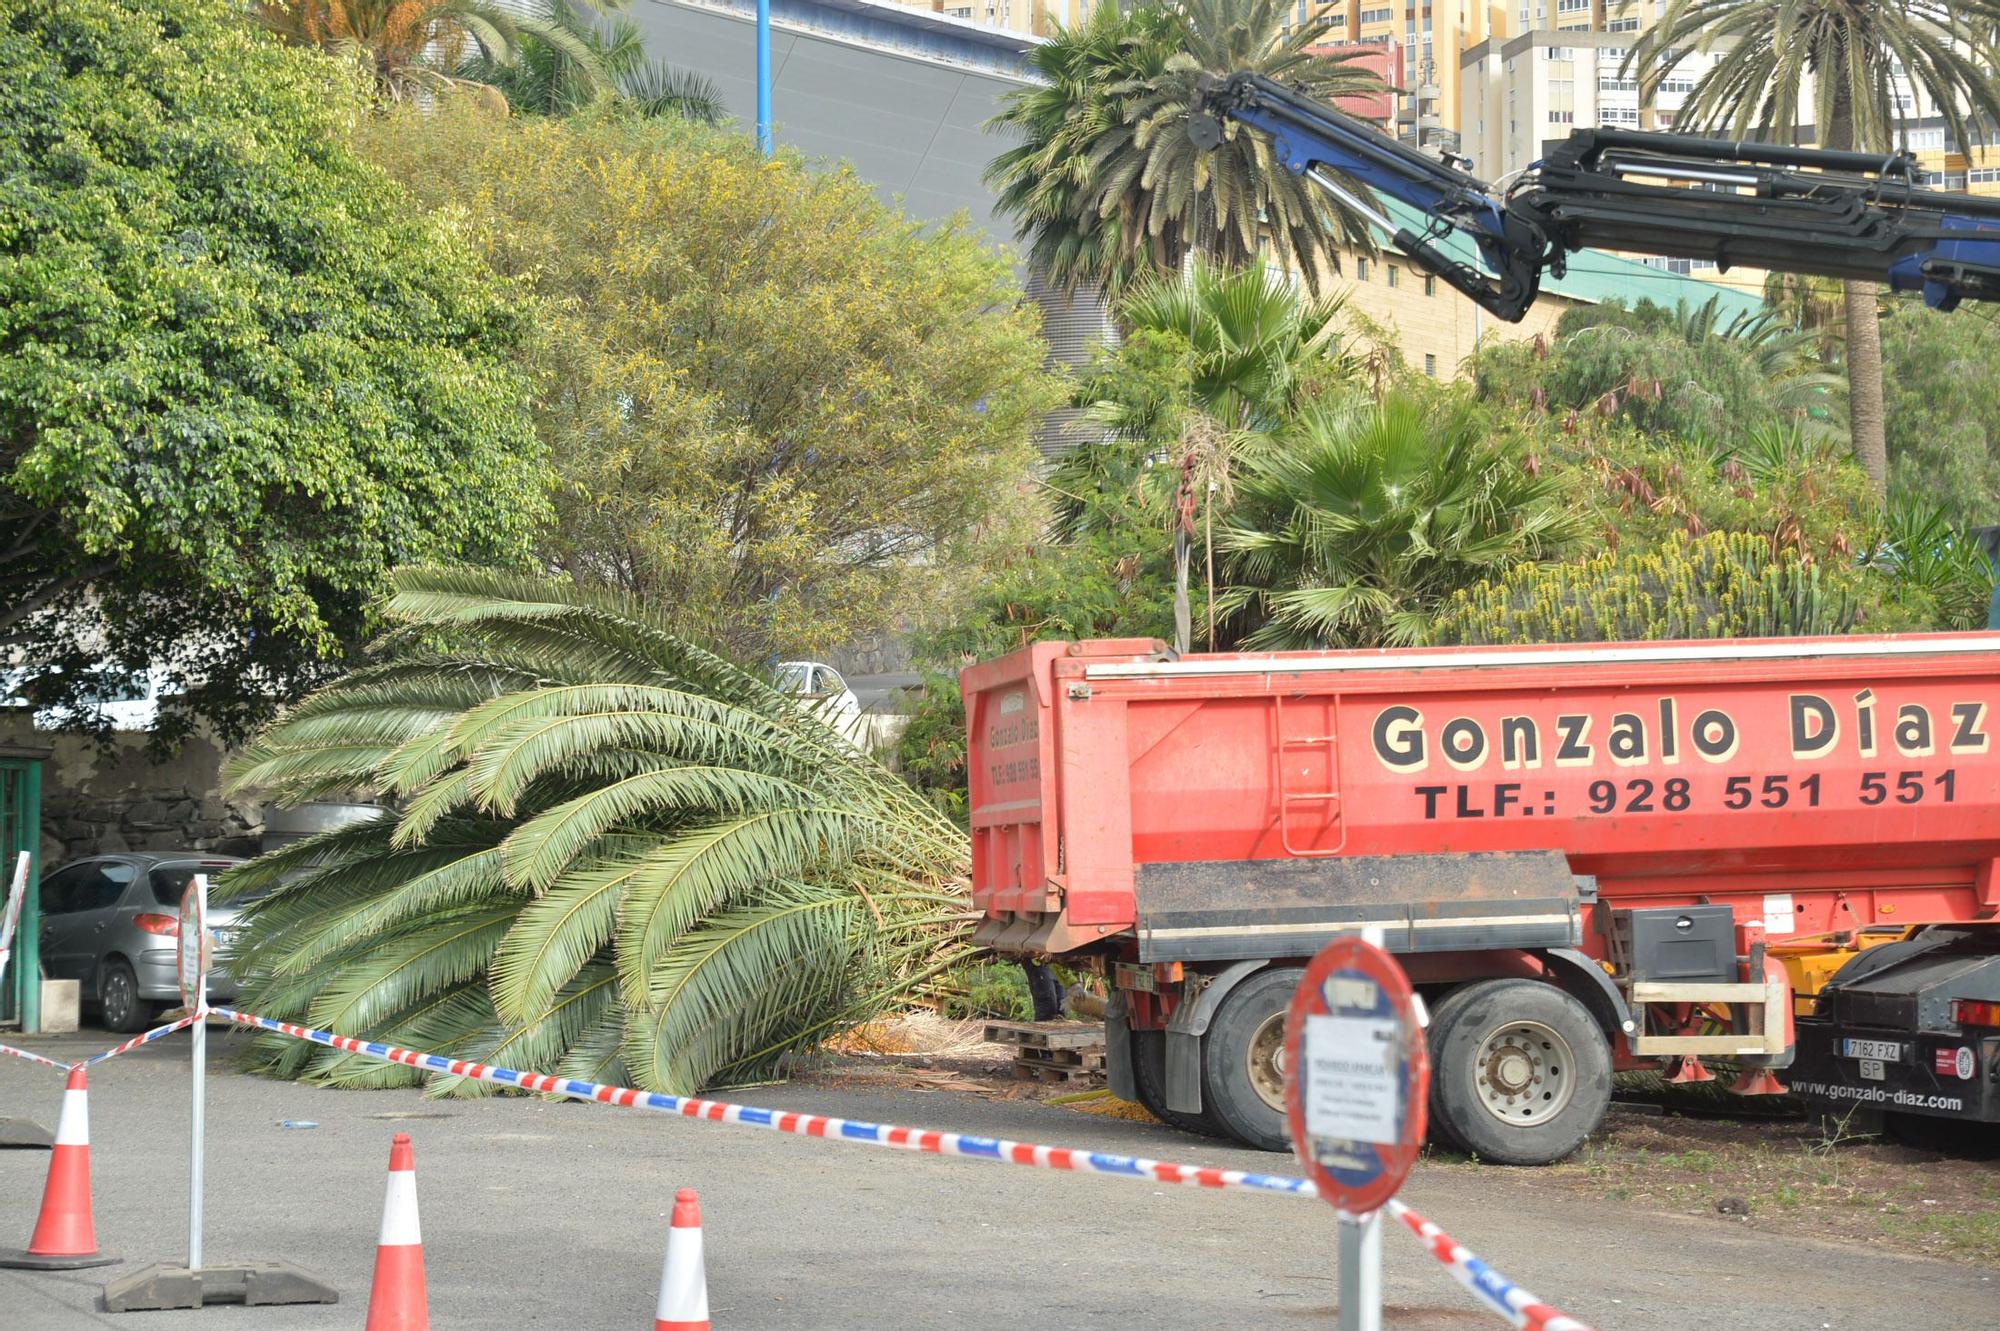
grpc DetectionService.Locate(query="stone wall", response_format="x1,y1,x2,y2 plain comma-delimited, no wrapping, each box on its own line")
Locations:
0,722,261,869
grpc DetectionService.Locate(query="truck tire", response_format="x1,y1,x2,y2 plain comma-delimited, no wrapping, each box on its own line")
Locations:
1418,987,1478,1155
1130,1029,1226,1138
1200,966,1304,1152
1426,978,1610,1166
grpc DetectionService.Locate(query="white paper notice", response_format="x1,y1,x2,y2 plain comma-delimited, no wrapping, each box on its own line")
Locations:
1302,1013,1401,1146
1762,892,1794,936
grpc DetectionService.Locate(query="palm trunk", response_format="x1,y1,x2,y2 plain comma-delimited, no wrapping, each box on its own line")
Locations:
1843,279,1887,497
1822,99,1888,500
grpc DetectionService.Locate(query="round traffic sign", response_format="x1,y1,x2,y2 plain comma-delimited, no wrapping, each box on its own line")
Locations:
1285,936,1429,1217
178,876,210,1014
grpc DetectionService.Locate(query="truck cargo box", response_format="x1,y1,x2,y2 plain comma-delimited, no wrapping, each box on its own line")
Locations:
964,635,2000,957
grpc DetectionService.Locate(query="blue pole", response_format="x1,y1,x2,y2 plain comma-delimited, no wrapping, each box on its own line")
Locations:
756,0,772,156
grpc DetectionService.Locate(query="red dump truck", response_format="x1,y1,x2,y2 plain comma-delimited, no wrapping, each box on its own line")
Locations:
963,634,2000,1163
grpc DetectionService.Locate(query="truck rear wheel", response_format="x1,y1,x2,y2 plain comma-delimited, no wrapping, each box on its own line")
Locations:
1129,1029,1226,1138
1426,978,1610,1166
1200,967,1304,1152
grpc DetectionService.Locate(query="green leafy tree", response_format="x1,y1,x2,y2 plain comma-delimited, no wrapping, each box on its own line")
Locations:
1475,297,1842,445
1219,393,1585,648
358,105,1060,663
986,0,1382,295
1628,0,2000,495
1877,299,2000,530
458,0,722,122
0,0,548,742
222,569,972,1094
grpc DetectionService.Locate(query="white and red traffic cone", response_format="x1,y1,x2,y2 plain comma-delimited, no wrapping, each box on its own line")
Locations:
0,1064,116,1270
365,1132,429,1331
652,1188,709,1331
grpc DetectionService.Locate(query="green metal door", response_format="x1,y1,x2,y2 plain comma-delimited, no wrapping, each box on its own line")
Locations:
0,753,44,1032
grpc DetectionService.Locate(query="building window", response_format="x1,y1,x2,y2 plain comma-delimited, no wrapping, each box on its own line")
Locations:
1607,16,1638,29
1659,75,1694,94
1549,110,1574,123
1423,274,1436,296
1555,0,1588,11
1547,46,1572,59
1387,264,1400,287
1359,6,1393,22
1356,257,1371,281
1559,22,1587,30
1424,354,1438,377
1970,167,2000,184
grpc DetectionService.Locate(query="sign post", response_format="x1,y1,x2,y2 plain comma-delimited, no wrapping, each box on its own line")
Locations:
178,875,211,1276
103,875,337,1312
1286,933,1429,1331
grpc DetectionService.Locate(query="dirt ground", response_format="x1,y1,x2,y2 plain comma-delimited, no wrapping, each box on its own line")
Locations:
800,1015,2000,1268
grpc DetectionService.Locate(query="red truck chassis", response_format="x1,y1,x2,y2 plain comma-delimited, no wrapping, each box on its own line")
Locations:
964,635,2000,1163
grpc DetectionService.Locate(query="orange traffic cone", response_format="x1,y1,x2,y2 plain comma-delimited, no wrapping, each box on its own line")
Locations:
365,1132,429,1331
0,1065,116,1270
652,1188,709,1331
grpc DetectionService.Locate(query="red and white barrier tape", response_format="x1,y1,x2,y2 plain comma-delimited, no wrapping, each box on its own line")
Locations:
0,1041,72,1073
81,1012,201,1068
1387,1200,1597,1331
0,1012,203,1075
220,1006,1599,1328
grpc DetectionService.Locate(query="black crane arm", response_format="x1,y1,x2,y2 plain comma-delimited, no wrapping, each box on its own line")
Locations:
1190,71,2000,321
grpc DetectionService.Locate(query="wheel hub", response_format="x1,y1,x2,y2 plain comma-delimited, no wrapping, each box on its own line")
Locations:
1475,1020,1575,1127
1246,1012,1288,1113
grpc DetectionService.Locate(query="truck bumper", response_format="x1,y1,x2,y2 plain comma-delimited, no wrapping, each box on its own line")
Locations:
1787,1019,2000,1122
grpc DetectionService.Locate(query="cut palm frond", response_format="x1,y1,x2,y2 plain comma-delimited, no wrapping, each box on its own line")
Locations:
222,566,971,1095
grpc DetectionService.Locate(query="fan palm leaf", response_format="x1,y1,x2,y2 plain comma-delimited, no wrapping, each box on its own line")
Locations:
1220,393,1585,647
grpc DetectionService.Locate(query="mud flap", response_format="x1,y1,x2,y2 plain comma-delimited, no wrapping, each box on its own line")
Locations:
1105,992,1137,1102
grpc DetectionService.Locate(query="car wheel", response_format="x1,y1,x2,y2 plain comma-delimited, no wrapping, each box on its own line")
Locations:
1426,978,1610,1166
1129,1028,1227,1138
1199,967,1305,1153
99,958,156,1034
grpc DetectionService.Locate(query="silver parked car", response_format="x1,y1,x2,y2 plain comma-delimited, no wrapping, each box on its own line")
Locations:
37,853,246,1031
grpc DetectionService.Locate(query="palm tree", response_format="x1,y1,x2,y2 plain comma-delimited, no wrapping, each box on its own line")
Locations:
1109,0,1384,291
459,1,724,123
1219,394,1585,648
219,567,971,1094
257,0,606,103
1068,259,1356,646
984,3,1183,297
1627,0,2000,496
987,0,1384,297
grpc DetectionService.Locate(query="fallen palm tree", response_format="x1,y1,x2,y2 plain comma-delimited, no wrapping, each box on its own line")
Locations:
221,567,974,1094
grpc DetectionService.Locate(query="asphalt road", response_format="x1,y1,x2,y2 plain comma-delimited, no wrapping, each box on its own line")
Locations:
1,1029,1994,1330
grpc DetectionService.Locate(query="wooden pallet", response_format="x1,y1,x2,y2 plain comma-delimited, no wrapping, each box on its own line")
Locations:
1015,1044,1106,1072
982,1020,1105,1051
1008,1060,1103,1085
